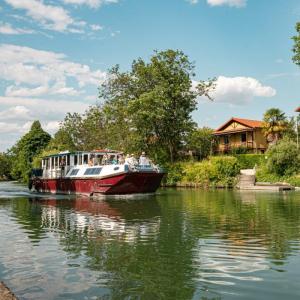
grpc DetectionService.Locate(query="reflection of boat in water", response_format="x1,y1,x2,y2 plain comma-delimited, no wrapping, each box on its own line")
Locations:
33,196,162,242
29,150,165,196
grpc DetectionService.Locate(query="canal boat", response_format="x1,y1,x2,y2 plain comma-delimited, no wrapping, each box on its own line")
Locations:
29,150,165,196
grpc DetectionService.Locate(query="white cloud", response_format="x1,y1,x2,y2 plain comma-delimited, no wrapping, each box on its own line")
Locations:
90,24,103,31
0,105,31,121
186,0,198,4
0,96,89,120
0,44,106,96
0,22,34,34
63,0,118,9
0,122,20,134
207,0,246,8
200,76,276,105
4,0,84,32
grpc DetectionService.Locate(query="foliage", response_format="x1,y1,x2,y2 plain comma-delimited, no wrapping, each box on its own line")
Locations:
57,107,108,151
262,108,289,142
185,127,216,160
100,49,215,163
265,138,300,176
234,154,265,169
256,167,300,187
164,156,240,187
228,146,249,155
0,152,12,180
162,163,184,185
292,22,300,66
10,121,51,182
46,128,76,152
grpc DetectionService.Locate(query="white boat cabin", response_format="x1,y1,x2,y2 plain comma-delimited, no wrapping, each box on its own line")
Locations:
39,150,160,179
41,150,124,179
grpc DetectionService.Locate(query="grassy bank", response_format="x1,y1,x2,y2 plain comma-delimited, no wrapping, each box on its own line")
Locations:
163,153,300,188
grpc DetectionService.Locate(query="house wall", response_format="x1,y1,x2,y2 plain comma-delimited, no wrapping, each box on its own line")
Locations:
216,128,267,153
253,129,268,150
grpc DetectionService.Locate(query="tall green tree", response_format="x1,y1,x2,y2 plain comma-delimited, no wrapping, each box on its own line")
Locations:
100,49,215,163
186,127,215,160
292,22,300,66
58,106,109,151
0,152,12,180
10,121,51,182
262,108,289,143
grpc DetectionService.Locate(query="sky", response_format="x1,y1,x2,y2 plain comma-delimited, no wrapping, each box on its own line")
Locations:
0,0,299,151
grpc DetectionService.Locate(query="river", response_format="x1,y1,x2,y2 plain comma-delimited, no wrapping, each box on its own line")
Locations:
0,181,300,299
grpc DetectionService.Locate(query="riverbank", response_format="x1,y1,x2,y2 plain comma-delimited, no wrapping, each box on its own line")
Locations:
163,155,300,189
0,282,17,300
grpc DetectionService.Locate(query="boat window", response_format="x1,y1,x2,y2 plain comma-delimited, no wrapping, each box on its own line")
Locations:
79,155,82,165
114,167,119,171
83,154,88,164
70,169,79,176
74,155,78,165
84,168,102,175
67,154,70,166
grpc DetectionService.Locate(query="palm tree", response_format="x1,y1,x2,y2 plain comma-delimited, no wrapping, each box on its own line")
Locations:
262,108,288,143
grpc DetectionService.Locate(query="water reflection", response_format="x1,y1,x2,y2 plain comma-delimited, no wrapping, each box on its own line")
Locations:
1,183,300,299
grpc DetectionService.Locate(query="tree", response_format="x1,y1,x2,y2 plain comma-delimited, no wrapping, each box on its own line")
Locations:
58,106,109,151
185,127,215,160
0,152,12,180
292,22,300,66
100,49,215,163
10,121,51,182
262,108,289,143
266,138,300,176
46,128,76,152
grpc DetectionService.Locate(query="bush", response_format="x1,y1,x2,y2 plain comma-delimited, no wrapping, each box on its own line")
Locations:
163,163,184,185
209,156,241,186
164,156,241,187
234,154,265,169
265,138,300,176
256,167,300,187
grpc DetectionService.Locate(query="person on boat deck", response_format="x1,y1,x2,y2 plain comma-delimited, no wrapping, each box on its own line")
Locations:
139,152,150,166
130,154,138,165
88,156,94,166
118,154,125,164
111,156,118,165
59,157,66,176
125,154,131,165
102,153,108,165
93,155,99,165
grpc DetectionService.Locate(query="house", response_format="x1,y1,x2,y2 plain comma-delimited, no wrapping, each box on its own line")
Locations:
213,117,268,153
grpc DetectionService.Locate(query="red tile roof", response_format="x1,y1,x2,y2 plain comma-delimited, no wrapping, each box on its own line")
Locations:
214,117,263,134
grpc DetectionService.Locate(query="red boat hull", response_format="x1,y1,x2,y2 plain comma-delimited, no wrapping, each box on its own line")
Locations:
32,172,164,195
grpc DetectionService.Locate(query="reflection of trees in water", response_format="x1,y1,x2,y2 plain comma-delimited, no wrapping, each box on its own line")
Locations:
7,190,300,299
177,190,300,261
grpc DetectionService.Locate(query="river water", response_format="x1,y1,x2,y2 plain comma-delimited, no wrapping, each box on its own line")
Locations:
1,181,300,299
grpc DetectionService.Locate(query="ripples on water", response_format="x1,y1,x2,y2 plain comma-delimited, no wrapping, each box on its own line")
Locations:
1,182,300,299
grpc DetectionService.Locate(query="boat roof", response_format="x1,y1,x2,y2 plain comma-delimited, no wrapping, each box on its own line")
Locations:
43,149,123,158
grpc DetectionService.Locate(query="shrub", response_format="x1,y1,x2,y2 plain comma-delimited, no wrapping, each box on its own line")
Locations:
209,156,240,186
165,156,241,187
163,163,184,185
234,154,265,169
265,138,300,176
229,146,249,154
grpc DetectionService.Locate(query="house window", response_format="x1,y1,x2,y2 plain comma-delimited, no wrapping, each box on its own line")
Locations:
241,133,247,143
224,136,229,144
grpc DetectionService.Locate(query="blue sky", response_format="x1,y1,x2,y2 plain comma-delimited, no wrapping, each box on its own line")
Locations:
0,0,299,151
